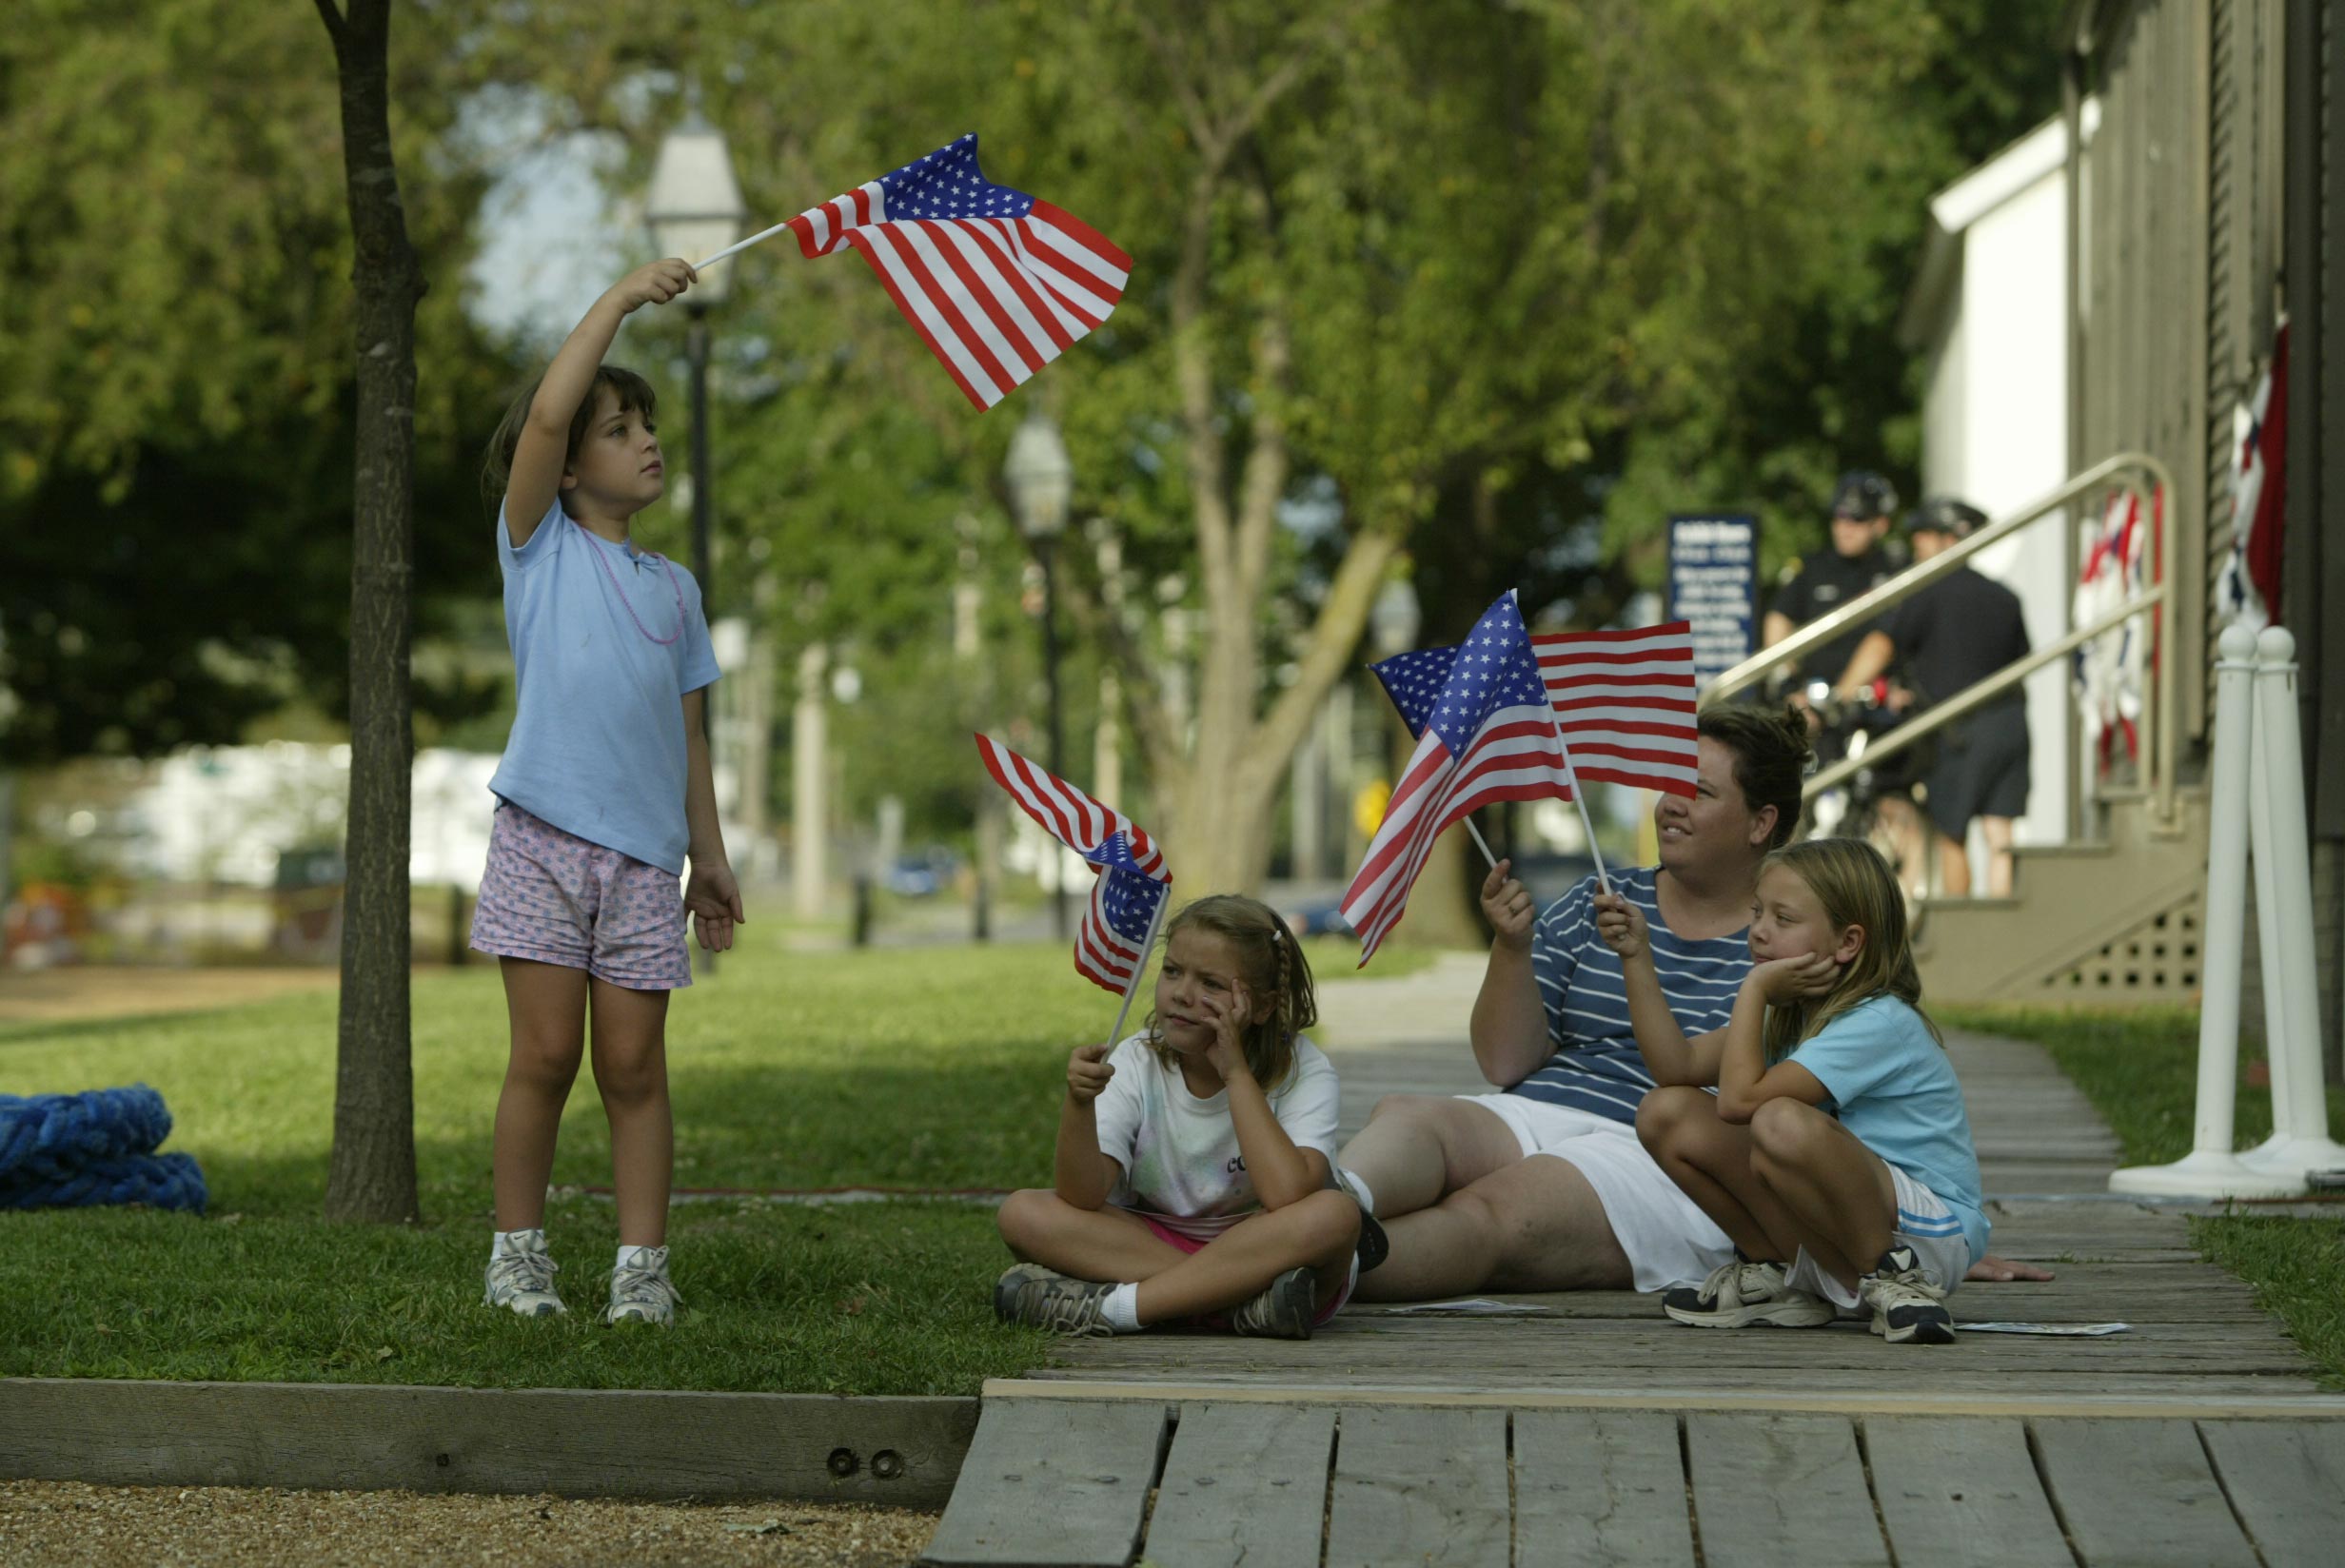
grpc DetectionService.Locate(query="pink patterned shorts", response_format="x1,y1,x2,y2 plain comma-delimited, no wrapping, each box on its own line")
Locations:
468,802,690,990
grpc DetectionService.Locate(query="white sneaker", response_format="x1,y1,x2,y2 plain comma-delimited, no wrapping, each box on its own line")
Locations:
1662,1257,1833,1329
1861,1246,1955,1344
606,1245,681,1326
483,1230,566,1318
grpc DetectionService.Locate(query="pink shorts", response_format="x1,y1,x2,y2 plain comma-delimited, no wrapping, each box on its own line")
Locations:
468,802,690,990
1141,1215,1356,1327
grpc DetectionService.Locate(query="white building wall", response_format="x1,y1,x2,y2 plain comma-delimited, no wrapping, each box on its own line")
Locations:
1919,152,2074,853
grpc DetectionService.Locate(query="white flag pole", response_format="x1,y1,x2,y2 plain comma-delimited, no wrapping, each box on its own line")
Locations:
1546,713,1611,895
1463,817,1500,871
1101,887,1172,1049
689,218,798,274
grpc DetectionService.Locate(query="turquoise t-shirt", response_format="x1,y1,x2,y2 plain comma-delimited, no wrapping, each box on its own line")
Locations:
1786,994,1990,1262
484,498,720,874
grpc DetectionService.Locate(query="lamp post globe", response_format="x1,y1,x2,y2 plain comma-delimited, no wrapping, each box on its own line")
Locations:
1370,578,1422,659
1004,412,1074,938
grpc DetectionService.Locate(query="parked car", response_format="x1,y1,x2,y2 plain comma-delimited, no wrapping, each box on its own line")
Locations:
884,847,962,898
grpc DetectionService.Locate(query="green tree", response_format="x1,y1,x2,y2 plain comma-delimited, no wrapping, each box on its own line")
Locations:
0,0,506,767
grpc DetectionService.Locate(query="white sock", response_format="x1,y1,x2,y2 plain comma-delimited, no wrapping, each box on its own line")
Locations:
1101,1282,1142,1333
616,1244,660,1272
492,1228,542,1260
1337,1167,1376,1218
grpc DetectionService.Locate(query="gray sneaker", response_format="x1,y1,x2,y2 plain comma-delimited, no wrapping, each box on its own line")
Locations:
994,1264,1115,1337
1861,1246,1955,1344
483,1230,566,1318
605,1245,681,1327
1229,1267,1317,1340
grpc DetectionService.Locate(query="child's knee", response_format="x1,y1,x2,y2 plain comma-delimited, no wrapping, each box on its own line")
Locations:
995,1188,1059,1253
508,1036,584,1088
1748,1096,1825,1166
1637,1085,1705,1153
1293,1187,1360,1256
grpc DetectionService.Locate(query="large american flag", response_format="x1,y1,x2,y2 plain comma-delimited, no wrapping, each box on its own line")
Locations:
1529,622,1699,796
1342,592,1575,964
974,735,1170,993
788,134,1131,411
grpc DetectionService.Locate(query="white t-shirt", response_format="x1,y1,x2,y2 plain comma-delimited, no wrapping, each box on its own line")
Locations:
1092,1032,1341,1242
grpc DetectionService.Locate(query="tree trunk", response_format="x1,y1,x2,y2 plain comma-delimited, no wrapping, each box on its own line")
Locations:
317,0,422,1224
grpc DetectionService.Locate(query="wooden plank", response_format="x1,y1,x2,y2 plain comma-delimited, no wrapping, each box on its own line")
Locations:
2031,1417,2258,1568
1862,1417,2072,1568
2197,1420,2345,1566
1513,1410,1694,1568
1141,1403,1334,1568
1685,1413,1888,1568
1324,1406,1508,1568
994,1379,2345,1420
0,1378,973,1505
923,1400,1167,1567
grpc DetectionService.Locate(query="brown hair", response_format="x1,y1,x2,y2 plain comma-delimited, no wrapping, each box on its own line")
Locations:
1755,837,1941,1059
1696,703,1813,849
481,364,659,514
1148,895,1318,1089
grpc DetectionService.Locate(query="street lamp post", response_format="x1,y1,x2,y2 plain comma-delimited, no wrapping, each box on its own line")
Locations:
647,108,747,733
1004,411,1074,940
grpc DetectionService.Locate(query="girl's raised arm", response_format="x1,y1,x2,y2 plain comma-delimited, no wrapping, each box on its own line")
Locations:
504,260,696,545
1593,892,1724,1085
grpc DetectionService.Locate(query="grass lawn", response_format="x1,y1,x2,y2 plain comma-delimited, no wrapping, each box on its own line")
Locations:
0,931,1425,1395
1943,1003,2345,1389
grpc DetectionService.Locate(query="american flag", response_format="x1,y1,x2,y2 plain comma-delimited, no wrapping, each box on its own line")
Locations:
788,134,1131,411
1529,622,1699,796
974,735,1170,993
1342,592,1575,964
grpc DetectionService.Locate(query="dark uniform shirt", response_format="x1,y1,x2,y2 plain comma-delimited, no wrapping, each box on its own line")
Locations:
1768,547,1894,685
1882,566,2031,715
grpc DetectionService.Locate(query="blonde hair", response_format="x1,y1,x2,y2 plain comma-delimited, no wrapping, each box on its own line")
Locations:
1147,895,1317,1089
1755,837,1941,1059
481,364,658,517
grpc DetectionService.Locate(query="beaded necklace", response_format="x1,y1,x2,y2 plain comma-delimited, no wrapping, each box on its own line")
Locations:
577,520,684,646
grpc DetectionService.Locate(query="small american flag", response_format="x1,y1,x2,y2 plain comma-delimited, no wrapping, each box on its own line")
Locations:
1530,622,1699,797
975,735,1170,992
1342,592,1574,963
788,134,1131,411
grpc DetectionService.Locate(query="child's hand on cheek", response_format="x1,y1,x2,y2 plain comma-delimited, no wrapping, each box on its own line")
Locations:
1751,951,1841,1004
1202,985,1251,1080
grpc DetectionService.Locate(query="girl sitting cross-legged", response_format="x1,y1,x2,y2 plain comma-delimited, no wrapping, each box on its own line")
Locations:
993,895,1360,1341
1600,837,1987,1345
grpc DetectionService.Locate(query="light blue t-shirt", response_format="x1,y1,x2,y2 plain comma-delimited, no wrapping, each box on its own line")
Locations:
1509,867,1751,1123
1786,995,1991,1262
485,498,720,874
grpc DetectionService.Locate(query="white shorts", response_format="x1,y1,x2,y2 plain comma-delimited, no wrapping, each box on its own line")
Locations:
1459,1092,1733,1294
1783,1164,1973,1308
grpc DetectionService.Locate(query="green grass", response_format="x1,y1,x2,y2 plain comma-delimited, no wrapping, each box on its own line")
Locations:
0,929,1429,1394
1943,1002,2345,1389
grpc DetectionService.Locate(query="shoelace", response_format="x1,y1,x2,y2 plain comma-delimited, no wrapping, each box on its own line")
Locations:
611,1259,680,1314
489,1249,559,1298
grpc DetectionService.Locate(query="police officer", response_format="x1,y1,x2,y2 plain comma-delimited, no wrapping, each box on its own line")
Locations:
1836,496,2031,898
1761,469,1901,691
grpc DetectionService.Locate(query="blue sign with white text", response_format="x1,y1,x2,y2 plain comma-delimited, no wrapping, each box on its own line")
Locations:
1667,514,1758,693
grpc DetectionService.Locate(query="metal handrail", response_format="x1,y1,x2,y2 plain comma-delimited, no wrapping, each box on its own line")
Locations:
1803,587,2164,796
1699,451,2178,830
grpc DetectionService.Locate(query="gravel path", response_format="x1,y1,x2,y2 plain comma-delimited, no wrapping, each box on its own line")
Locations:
0,1481,938,1567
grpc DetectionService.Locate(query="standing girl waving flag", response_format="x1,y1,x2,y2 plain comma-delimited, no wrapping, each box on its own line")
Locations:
1621,838,1987,1344
994,896,1361,1339
469,259,743,1327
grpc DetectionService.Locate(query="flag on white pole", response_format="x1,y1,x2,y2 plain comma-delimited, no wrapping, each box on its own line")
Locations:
974,735,1170,993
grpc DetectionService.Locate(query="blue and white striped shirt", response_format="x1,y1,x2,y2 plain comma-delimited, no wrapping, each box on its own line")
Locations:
1508,866,1751,1123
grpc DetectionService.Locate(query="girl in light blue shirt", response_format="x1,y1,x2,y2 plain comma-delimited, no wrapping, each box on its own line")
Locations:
468,260,743,1330
1628,837,1985,1344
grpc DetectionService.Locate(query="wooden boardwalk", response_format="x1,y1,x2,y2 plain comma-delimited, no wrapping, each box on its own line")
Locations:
928,954,2345,1565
